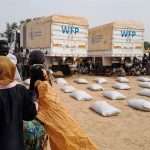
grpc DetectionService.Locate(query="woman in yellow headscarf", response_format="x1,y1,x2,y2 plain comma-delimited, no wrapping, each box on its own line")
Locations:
30,65,97,150
0,56,37,150
0,56,16,85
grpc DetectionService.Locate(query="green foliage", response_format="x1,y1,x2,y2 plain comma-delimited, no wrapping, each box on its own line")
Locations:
11,22,18,30
5,22,18,43
20,20,25,25
25,18,31,23
144,41,150,50
5,23,12,42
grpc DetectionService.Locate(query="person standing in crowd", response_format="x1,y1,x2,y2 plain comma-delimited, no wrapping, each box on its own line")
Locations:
0,56,37,150
28,50,54,85
142,54,148,68
0,39,22,81
22,49,30,80
30,65,97,150
16,47,24,78
23,50,50,150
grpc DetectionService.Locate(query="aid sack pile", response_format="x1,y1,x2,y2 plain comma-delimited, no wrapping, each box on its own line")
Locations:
90,101,121,117
116,77,129,83
56,78,68,86
137,77,150,82
74,78,88,84
138,89,150,97
95,78,107,84
103,90,126,100
112,83,130,90
61,85,75,93
139,82,150,89
128,99,150,111
88,84,103,91
70,90,92,101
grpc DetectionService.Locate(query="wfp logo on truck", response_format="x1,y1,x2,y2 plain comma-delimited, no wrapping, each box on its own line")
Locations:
61,25,80,34
121,29,136,41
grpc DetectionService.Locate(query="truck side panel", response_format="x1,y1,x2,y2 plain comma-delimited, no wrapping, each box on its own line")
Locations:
88,23,113,56
24,19,51,49
88,21,144,57
112,26,144,57
50,23,88,57
20,25,26,48
20,15,88,57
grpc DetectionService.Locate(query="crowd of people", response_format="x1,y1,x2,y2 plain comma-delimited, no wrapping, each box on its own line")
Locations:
0,40,97,150
76,54,150,76
7,45,150,78
123,54,150,76
1,38,150,150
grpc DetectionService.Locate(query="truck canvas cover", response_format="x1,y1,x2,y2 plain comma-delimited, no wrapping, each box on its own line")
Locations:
21,15,88,57
88,20,144,57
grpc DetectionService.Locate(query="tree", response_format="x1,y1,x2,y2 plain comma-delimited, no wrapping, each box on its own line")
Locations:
11,22,18,30
144,41,150,50
4,22,18,43
20,20,25,25
25,18,31,23
5,23,12,43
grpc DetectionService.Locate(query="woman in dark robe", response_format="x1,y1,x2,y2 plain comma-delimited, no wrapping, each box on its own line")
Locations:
0,56,37,150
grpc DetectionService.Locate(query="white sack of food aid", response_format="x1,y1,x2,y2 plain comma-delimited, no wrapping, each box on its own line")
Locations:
128,99,150,111
70,90,92,101
74,78,88,84
95,78,107,84
88,84,103,91
103,90,126,100
56,78,68,86
116,77,129,83
139,82,150,89
90,101,121,117
112,83,130,90
137,77,150,82
138,89,150,97
61,85,75,93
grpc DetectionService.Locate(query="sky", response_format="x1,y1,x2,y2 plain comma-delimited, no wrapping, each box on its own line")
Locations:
0,0,150,40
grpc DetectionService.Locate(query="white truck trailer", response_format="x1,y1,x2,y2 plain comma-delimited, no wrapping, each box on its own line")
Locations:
22,15,88,66
88,20,144,67
11,15,88,75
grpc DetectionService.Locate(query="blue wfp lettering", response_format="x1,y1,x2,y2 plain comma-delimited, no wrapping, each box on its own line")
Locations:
61,25,80,34
61,26,70,34
121,30,136,38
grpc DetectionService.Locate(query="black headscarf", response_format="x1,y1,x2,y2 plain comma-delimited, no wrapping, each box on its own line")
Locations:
0,40,9,56
28,50,45,66
29,64,46,91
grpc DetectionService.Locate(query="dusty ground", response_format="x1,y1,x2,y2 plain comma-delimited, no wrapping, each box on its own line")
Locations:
55,75,150,150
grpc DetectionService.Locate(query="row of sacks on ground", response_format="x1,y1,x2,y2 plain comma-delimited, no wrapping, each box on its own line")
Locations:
56,75,150,85
56,76,150,95
57,77,130,91
55,77,150,117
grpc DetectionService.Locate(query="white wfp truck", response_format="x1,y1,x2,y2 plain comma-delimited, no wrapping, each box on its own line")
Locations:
12,15,88,75
88,21,144,74
11,15,88,74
